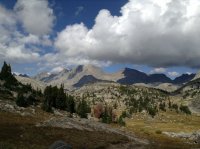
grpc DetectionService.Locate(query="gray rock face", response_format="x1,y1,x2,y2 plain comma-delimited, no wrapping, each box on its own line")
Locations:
163,131,200,143
16,76,45,91
37,117,149,146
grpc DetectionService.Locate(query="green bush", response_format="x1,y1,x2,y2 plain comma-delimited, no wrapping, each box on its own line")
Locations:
16,93,28,107
117,115,126,126
121,111,127,118
101,107,112,124
147,106,157,118
180,105,191,115
26,94,36,105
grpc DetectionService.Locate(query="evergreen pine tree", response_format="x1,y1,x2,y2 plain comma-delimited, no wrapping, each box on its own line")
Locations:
56,85,67,110
43,86,53,112
77,99,90,118
0,61,18,87
66,95,75,113
16,93,28,107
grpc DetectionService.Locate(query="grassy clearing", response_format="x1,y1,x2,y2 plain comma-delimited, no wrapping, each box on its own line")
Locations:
125,111,200,148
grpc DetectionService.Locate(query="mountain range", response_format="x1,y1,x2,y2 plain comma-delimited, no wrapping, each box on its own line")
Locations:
16,65,194,90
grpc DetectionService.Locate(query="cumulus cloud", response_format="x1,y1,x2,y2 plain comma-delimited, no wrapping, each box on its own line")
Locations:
14,0,55,35
54,0,200,68
41,52,111,70
150,68,166,74
5,45,40,62
0,0,54,65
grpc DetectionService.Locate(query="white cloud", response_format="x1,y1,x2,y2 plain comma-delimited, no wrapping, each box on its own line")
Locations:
168,71,180,77
54,0,200,68
42,53,111,70
14,0,55,36
0,0,55,65
6,45,39,61
150,68,166,74
0,5,16,27
20,34,52,46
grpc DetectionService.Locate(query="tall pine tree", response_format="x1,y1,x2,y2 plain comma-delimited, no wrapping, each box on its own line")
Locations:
0,61,18,86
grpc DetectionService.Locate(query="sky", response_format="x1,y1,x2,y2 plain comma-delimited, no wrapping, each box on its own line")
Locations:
0,0,199,78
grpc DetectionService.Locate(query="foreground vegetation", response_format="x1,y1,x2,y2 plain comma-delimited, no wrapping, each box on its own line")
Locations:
0,111,129,149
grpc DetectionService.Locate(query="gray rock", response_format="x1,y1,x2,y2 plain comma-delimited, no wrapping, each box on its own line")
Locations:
49,140,72,149
5,104,14,110
163,131,200,143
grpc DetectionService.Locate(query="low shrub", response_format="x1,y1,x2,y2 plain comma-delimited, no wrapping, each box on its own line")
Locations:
180,105,191,115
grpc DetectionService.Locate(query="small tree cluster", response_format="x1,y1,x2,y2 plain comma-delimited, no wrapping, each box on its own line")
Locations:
42,84,75,113
180,105,191,115
76,99,90,118
147,105,157,117
126,97,158,117
16,93,36,107
101,106,113,124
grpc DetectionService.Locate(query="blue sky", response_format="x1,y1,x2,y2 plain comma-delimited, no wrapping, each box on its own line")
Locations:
0,0,199,78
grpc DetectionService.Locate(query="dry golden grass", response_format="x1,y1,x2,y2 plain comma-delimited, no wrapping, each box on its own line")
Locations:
125,111,200,148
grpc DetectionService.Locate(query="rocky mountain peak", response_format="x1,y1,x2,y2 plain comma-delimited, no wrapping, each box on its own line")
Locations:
174,73,195,84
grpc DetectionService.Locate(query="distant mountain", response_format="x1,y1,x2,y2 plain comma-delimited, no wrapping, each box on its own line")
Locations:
117,68,148,84
117,68,172,84
13,73,30,78
73,75,103,87
32,65,195,89
148,74,172,84
34,72,51,82
68,65,83,79
42,65,123,89
19,74,29,78
173,74,195,84
33,71,64,83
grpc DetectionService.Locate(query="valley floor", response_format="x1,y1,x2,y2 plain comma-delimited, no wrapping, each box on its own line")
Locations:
0,100,200,149
125,111,200,149
0,100,147,149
